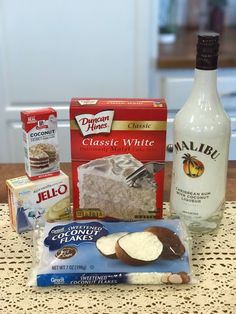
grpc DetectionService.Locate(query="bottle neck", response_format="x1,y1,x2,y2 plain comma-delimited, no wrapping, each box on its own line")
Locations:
192,68,218,97
183,68,222,111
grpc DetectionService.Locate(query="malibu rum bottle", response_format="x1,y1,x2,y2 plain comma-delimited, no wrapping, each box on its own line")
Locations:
170,33,231,233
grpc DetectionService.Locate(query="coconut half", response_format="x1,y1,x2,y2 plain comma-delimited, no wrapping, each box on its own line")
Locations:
96,232,128,258
144,226,185,260
115,231,163,266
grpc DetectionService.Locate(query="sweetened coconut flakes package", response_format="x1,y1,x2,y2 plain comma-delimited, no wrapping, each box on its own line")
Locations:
28,219,194,286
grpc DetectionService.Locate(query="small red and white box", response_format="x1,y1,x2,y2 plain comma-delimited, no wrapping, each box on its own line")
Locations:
70,98,167,221
21,107,60,180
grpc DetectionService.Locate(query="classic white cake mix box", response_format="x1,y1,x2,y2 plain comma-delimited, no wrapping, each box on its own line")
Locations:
70,98,167,220
21,107,60,180
6,171,71,233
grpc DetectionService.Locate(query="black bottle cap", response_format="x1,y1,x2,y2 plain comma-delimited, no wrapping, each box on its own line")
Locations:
196,32,219,70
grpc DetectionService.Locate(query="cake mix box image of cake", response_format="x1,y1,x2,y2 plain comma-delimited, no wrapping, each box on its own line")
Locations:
78,154,164,220
70,98,167,220
21,107,60,180
6,171,71,233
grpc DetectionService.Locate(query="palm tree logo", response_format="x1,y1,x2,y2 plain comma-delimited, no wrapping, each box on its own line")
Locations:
182,153,204,178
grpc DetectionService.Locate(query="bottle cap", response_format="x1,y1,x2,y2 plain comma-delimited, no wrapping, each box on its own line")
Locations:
196,32,219,70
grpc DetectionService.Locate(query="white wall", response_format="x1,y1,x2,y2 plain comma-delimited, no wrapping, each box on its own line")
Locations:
0,0,158,162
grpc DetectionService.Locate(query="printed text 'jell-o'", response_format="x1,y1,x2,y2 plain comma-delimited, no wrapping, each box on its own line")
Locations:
21,107,60,180
6,171,71,233
70,98,167,220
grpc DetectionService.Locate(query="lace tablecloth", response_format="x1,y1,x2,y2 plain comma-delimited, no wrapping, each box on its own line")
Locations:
0,202,236,314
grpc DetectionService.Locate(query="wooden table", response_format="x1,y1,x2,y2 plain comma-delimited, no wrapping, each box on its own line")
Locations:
1,161,236,203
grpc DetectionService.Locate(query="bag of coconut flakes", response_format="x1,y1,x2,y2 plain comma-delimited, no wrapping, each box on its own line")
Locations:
28,219,194,286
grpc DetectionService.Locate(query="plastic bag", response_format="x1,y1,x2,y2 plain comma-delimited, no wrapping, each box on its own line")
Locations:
28,219,194,286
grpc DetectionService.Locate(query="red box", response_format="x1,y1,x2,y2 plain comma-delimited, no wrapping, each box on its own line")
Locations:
21,107,60,180
70,98,167,220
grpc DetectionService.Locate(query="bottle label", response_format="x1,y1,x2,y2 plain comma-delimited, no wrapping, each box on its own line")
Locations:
171,139,227,221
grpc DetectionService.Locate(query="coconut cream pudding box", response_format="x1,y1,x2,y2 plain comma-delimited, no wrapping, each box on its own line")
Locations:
21,107,60,180
70,98,167,220
6,171,71,233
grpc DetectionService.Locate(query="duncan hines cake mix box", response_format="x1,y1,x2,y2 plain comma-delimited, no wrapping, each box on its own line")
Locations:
21,107,60,180
70,98,167,220
6,171,71,233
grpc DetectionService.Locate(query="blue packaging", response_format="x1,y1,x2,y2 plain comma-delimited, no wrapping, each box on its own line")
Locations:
28,219,192,286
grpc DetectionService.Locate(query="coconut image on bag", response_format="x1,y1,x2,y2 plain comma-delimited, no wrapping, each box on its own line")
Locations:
96,232,128,259
144,226,185,259
96,227,186,265
115,231,163,266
